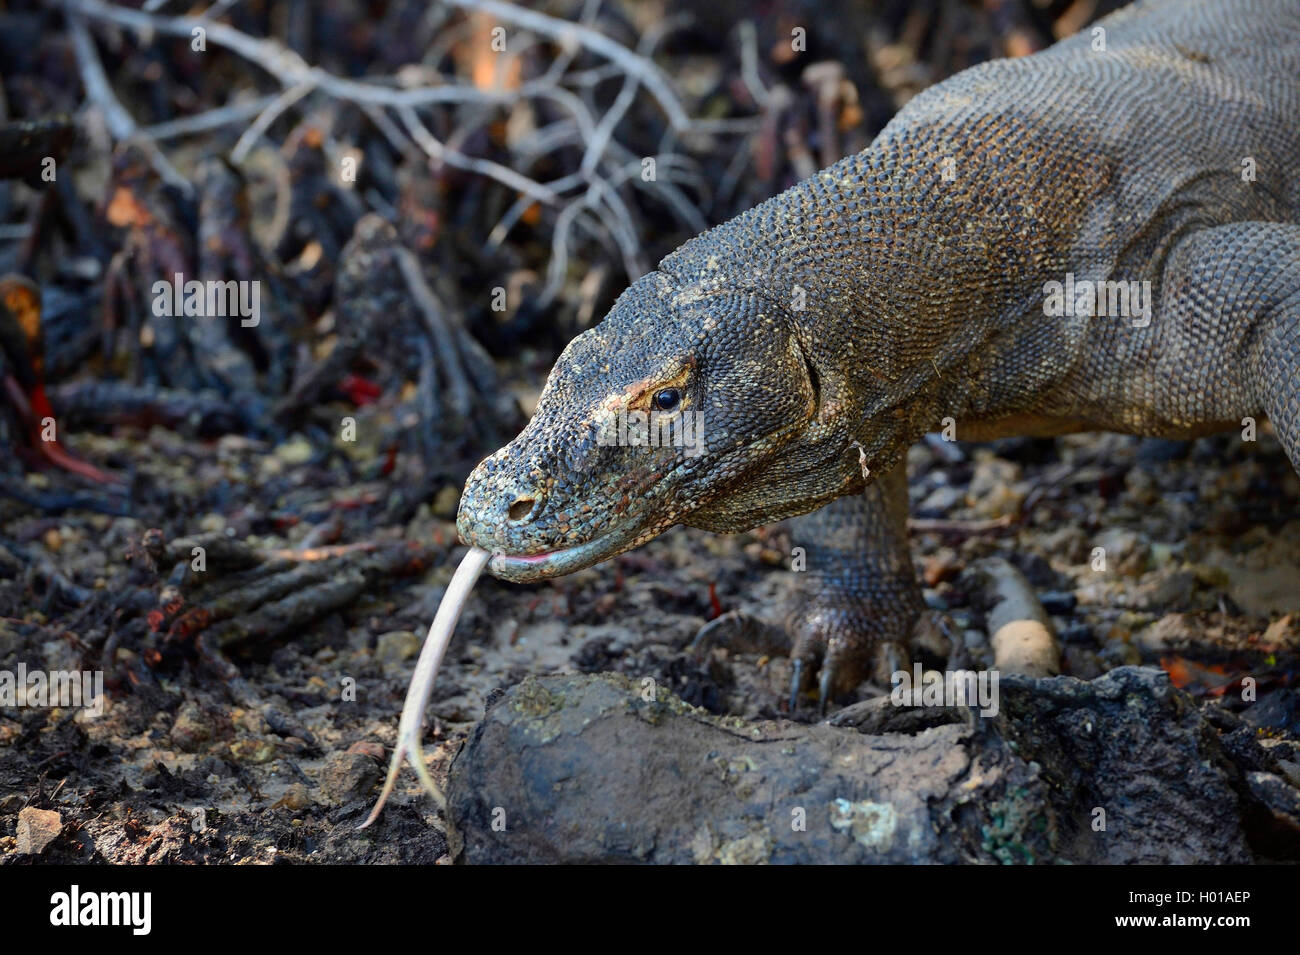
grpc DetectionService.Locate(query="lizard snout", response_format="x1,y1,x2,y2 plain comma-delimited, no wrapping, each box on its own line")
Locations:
457,449,559,557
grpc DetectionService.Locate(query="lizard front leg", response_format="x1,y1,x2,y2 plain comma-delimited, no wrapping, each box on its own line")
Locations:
1238,227,1300,473
786,462,925,708
1159,223,1300,473
696,462,941,711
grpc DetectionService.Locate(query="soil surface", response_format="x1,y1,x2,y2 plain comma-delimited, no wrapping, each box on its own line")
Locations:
4,422,1299,863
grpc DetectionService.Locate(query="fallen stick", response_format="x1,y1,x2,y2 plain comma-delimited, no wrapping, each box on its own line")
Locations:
360,546,491,829
974,557,1061,679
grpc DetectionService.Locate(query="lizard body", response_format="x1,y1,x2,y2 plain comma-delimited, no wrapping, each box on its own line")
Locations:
458,0,1300,705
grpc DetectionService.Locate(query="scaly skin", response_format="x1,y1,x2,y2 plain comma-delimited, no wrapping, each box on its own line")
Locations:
458,0,1300,707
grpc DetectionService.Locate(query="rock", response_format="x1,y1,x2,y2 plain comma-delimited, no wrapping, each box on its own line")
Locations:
375,630,421,664
1262,614,1300,652
16,807,62,855
967,457,1025,519
1203,522,1300,615
1135,438,1190,463
1062,646,1103,680
432,485,462,519
1136,613,1199,653
446,673,1050,864
1098,640,1142,668
228,738,276,764
1241,773,1300,858
169,701,211,753
921,549,962,587
275,436,314,465
1009,553,1060,589
997,667,1260,863
1133,567,1198,610
346,740,386,760
272,783,311,811
917,485,964,515
321,751,380,805
1042,526,1089,565
1058,622,1094,645
1277,758,1300,790
447,668,1284,864
1093,527,1150,576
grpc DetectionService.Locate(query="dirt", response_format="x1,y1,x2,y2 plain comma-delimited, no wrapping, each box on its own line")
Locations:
3,417,1298,864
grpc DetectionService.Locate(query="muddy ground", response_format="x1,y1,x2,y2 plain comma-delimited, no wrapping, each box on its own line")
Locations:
3,415,1298,863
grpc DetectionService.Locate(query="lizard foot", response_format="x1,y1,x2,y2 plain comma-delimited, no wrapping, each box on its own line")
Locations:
790,607,962,713
692,604,960,714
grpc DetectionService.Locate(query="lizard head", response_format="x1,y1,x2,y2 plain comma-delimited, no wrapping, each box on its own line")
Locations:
458,270,870,582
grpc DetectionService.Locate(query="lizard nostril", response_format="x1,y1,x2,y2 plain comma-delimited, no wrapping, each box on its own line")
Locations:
507,497,537,522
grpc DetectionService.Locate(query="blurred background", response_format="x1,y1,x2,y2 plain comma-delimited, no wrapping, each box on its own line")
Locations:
1,0,1130,505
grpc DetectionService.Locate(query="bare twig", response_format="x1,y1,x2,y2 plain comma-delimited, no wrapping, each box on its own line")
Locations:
396,105,558,205
66,12,193,195
229,81,313,164
139,94,278,141
441,0,692,131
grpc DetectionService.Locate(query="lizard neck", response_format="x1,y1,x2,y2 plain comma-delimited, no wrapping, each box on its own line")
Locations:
662,116,1088,465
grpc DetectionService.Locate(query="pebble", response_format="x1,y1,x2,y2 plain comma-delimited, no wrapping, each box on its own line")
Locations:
917,485,964,515
375,630,421,663
1058,622,1094,645
16,807,62,855
433,486,462,519
275,436,314,465
968,457,1025,519
346,740,385,760
1093,528,1150,575
170,702,211,753
921,550,962,587
229,739,276,764
1098,641,1142,668
0,793,25,814
321,751,380,805
1134,567,1197,609
273,784,311,811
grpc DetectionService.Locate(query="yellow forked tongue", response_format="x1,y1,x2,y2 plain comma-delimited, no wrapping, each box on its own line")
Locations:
359,546,491,829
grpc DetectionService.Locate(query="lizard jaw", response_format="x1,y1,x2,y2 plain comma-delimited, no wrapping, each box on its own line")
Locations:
482,520,671,582
486,535,617,582
488,543,603,581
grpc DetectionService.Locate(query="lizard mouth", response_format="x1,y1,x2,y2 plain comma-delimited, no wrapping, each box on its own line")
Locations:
487,523,649,582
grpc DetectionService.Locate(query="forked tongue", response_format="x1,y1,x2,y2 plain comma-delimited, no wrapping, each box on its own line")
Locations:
359,546,490,829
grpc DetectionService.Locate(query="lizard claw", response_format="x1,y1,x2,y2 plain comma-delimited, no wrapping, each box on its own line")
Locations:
818,666,834,716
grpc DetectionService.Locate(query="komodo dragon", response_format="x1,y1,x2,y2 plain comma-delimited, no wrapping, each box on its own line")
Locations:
458,0,1300,709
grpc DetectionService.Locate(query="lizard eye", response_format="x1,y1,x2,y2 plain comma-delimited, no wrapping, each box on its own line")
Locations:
653,387,681,412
